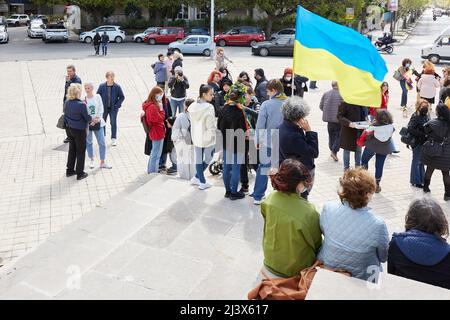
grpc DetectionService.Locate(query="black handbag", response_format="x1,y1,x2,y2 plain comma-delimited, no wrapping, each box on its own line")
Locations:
399,127,416,147
89,122,101,131
423,126,449,157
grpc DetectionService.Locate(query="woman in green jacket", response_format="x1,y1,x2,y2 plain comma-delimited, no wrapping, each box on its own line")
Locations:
261,159,322,278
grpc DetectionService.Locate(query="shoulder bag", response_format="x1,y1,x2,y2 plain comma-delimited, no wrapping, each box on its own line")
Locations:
56,101,67,129
423,125,449,157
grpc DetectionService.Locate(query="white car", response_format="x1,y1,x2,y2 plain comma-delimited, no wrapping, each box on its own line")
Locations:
0,25,8,43
79,25,125,43
6,14,29,26
421,26,450,64
133,27,159,43
168,35,214,56
27,21,45,38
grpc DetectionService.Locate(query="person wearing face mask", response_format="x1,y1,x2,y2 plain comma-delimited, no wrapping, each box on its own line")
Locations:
317,168,389,281
259,159,322,278
278,96,319,200
280,67,294,96
142,86,166,173
397,59,419,113
407,99,431,189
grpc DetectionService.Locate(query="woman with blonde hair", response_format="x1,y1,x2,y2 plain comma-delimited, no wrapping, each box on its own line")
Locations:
64,83,92,180
84,82,112,170
418,61,441,106
171,51,183,75
215,47,232,69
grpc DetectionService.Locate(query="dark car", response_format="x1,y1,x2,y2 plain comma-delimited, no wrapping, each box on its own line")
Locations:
186,27,210,36
251,37,294,57
214,26,265,47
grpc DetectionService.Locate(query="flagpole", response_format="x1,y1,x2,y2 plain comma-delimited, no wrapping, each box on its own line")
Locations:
292,3,300,97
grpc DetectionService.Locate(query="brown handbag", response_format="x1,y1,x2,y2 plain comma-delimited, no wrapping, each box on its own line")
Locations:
247,260,351,300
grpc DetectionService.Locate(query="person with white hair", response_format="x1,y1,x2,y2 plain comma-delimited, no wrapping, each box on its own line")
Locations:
278,96,319,199
83,82,112,170
171,51,183,75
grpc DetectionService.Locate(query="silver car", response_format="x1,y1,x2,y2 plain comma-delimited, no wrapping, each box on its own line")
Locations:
133,27,159,43
168,35,214,56
27,21,45,38
270,28,295,41
0,25,8,43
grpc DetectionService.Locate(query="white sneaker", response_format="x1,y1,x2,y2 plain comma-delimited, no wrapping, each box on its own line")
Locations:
254,199,263,205
190,176,201,185
100,162,112,169
88,159,95,169
198,182,212,190
112,138,117,146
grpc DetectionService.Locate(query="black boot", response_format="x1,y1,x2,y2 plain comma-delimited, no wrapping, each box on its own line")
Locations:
423,179,431,193
445,184,450,201
375,180,381,193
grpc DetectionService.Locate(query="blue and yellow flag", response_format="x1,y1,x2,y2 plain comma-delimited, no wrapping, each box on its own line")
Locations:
293,6,387,107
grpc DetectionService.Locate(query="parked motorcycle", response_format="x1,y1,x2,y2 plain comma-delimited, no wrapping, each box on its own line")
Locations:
374,33,397,54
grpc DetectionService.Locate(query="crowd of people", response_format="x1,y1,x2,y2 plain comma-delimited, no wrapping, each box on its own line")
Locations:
59,49,450,291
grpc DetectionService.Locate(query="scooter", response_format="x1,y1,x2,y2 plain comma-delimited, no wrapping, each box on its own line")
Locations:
374,33,397,54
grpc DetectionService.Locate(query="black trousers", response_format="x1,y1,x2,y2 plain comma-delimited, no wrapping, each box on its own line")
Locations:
66,127,87,175
240,139,258,188
94,44,100,55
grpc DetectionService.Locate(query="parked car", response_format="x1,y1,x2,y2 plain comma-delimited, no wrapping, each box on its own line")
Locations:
0,25,8,43
186,27,210,36
31,15,48,25
42,23,69,43
270,28,295,41
421,26,450,64
133,27,159,43
79,25,125,43
214,26,265,47
144,27,185,44
168,35,214,56
6,14,30,27
251,37,294,57
27,21,45,38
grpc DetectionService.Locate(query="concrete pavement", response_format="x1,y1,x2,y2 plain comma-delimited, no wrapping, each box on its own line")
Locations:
0,10,449,298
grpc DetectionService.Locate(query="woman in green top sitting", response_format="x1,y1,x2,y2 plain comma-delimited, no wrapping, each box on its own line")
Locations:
261,159,322,278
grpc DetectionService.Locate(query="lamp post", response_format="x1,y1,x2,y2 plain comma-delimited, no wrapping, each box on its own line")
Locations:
210,0,215,60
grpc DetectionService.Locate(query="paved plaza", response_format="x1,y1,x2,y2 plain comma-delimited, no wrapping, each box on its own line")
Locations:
0,11,449,298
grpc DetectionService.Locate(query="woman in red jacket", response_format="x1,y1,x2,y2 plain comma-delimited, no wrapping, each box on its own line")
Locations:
143,86,166,173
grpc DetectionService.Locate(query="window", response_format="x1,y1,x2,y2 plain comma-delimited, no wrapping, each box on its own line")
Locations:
199,37,208,44
159,29,169,35
442,37,450,45
185,37,198,44
279,29,294,35
196,8,207,20
240,27,252,34
228,29,239,35
106,27,116,31
177,4,188,20
96,28,105,33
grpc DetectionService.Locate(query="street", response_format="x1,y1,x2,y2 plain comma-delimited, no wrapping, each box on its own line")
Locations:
0,9,449,299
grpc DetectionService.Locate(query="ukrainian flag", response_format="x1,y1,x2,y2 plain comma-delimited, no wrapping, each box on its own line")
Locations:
293,6,387,107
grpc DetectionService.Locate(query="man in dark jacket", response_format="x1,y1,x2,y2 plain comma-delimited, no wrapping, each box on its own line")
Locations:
337,102,368,170
63,64,82,143
319,81,343,161
97,71,125,146
278,96,318,199
93,32,101,56
293,75,309,97
168,67,189,115
101,31,109,56
254,68,268,103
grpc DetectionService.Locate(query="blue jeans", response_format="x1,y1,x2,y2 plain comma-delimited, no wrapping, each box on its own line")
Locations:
194,146,215,184
400,79,408,107
343,148,362,170
160,148,177,170
101,43,108,55
361,147,387,181
170,98,185,116
86,127,106,160
253,147,272,201
327,122,341,154
223,150,242,194
410,145,425,185
103,108,118,139
148,139,164,173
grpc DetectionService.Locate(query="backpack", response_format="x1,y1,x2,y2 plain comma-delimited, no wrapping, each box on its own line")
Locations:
141,112,150,134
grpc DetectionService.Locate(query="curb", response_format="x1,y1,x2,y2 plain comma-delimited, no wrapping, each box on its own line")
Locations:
394,14,423,45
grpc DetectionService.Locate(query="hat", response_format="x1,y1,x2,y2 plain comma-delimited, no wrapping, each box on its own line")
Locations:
284,67,293,76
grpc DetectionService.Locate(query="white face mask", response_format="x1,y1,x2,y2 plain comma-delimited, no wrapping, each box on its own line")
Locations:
156,94,163,102
285,76,292,82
